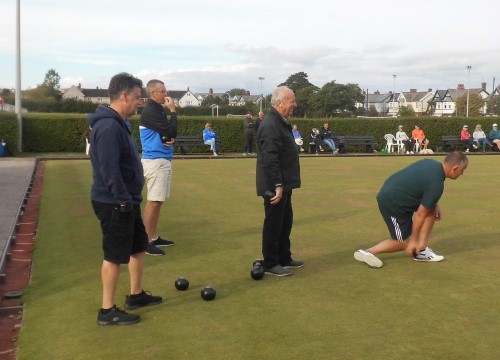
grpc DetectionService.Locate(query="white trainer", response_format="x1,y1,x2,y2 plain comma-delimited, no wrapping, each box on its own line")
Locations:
354,249,383,268
413,247,444,262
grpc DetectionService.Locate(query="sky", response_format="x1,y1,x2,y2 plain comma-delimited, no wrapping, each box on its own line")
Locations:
1,0,499,97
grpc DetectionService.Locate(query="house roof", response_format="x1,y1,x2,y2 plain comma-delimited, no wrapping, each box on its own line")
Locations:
401,91,431,102
81,88,109,98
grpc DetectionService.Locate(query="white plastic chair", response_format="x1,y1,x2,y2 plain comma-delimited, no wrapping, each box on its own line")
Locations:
384,134,403,153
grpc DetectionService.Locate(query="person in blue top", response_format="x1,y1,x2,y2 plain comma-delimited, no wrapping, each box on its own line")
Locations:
202,122,218,156
354,151,468,268
88,72,162,326
139,79,179,256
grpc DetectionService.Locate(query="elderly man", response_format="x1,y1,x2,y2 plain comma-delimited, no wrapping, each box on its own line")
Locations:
256,86,303,276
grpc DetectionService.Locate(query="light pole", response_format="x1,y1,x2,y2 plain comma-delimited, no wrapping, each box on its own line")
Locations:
392,75,397,117
466,65,471,117
15,0,22,152
258,76,265,112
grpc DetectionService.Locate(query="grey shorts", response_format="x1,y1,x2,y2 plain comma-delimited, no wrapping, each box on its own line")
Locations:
378,203,412,241
142,158,172,202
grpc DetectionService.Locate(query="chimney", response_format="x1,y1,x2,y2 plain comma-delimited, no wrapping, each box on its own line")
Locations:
209,88,213,95
362,90,366,95
410,89,417,93
428,88,432,92
374,90,380,95
78,83,81,90
457,84,465,90
481,82,486,90
246,91,250,95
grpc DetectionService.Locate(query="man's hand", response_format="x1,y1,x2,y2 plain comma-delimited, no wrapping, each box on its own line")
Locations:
163,138,175,147
270,187,283,205
165,97,176,112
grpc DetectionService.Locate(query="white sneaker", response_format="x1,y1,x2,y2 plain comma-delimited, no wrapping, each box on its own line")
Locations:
473,144,478,149
465,149,469,153
354,249,383,268
413,247,444,262
213,152,218,157
406,151,409,154
410,151,414,154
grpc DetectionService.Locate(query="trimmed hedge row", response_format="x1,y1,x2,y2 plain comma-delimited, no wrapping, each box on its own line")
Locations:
1,111,498,155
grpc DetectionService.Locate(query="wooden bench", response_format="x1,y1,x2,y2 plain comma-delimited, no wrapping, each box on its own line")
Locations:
175,135,223,155
441,135,465,152
333,135,377,153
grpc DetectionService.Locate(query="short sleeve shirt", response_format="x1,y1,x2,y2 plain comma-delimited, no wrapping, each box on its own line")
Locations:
376,159,445,217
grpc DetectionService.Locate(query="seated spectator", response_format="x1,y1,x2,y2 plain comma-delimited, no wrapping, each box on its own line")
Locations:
292,124,304,152
460,125,474,153
319,123,338,154
473,124,492,152
411,124,429,151
202,122,218,156
395,125,414,154
488,123,500,151
309,128,323,155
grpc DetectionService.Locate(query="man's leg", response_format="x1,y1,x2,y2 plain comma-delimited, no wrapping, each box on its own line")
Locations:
128,252,145,295
367,239,407,255
262,196,286,269
143,200,163,241
102,260,120,309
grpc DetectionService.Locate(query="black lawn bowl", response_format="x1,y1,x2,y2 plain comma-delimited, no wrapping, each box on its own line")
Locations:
250,263,265,280
200,286,216,301
174,277,190,291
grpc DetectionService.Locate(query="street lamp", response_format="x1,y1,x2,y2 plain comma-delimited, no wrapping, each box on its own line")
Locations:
392,75,397,117
258,76,265,112
15,0,22,152
466,65,471,117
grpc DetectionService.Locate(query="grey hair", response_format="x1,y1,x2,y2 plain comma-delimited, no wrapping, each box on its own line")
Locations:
270,86,292,106
146,79,164,96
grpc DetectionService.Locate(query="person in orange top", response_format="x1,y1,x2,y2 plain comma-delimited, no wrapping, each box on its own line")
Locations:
460,125,474,153
412,124,429,150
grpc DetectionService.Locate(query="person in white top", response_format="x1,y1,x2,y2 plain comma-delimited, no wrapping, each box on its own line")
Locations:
472,124,492,152
395,125,414,154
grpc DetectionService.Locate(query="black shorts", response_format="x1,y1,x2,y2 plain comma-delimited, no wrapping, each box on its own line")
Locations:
92,201,148,264
378,203,412,242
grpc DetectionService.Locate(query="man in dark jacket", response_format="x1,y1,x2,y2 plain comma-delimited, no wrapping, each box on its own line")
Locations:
256,86,303,276
88,73,162,326
243,111,255,155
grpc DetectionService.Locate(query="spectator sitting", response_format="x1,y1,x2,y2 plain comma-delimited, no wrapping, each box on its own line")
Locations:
488,123,500,151
202,122,218,156
411,124,429,151
395,125,414,154
292,124,304,152
319,122,339,154
460,125,474,153
473,124,492,152
309,128,323,155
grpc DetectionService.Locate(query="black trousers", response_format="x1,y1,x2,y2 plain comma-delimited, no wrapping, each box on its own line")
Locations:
243,133,254,153
262,190,293,269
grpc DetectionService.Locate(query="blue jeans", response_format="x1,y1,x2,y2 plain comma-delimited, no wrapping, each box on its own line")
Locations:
323,138,336,152
476,138,491,151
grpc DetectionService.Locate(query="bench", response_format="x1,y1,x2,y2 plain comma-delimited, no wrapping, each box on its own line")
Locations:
175,135,223,155
333,135,377,153
441,136,465,152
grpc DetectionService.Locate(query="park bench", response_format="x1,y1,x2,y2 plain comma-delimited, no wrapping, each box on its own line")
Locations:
441,135,465,152
333,135,377,153
175,135,223,155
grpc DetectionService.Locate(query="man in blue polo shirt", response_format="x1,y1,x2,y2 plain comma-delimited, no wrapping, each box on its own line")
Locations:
354,151,468,268
140,79,179,256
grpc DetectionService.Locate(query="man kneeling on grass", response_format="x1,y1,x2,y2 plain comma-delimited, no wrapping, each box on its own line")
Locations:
354,151,468,268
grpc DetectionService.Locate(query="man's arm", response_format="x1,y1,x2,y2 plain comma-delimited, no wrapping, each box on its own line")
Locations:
406,204,440,257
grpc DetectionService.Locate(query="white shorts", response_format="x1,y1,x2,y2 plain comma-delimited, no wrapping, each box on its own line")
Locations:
142,158,172,202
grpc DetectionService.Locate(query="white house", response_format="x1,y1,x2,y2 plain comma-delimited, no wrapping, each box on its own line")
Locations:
431,83,489,117
398,89,434,115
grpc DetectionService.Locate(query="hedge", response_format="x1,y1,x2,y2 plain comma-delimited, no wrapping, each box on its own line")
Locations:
1,111,498,155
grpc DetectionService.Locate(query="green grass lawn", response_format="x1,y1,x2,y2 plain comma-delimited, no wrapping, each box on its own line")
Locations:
17,155,500,360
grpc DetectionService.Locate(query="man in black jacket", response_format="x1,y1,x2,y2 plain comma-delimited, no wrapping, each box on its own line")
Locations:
256,86,303,276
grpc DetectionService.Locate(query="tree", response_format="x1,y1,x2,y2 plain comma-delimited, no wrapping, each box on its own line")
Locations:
455,93,484,117
398,105,415,117
278,72,315,93
295,85,318,118
309,82,364,117
227,88,246,97
486,96,500,115
366,105,378,117
42,69,61,93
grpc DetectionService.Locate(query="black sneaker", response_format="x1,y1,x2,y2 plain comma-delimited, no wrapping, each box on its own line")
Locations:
146,242,165,256
264,265,292,277
97,305,140,326
283,259,304,268
124,290,163,310
152,236,174,247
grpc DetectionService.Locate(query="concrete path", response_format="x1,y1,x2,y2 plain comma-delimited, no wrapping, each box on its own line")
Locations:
0,158,36,276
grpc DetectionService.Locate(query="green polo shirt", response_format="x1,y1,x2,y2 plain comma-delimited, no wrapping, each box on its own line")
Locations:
376,159,445,217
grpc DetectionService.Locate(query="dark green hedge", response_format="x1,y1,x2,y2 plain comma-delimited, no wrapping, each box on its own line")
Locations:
2,112,498,155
